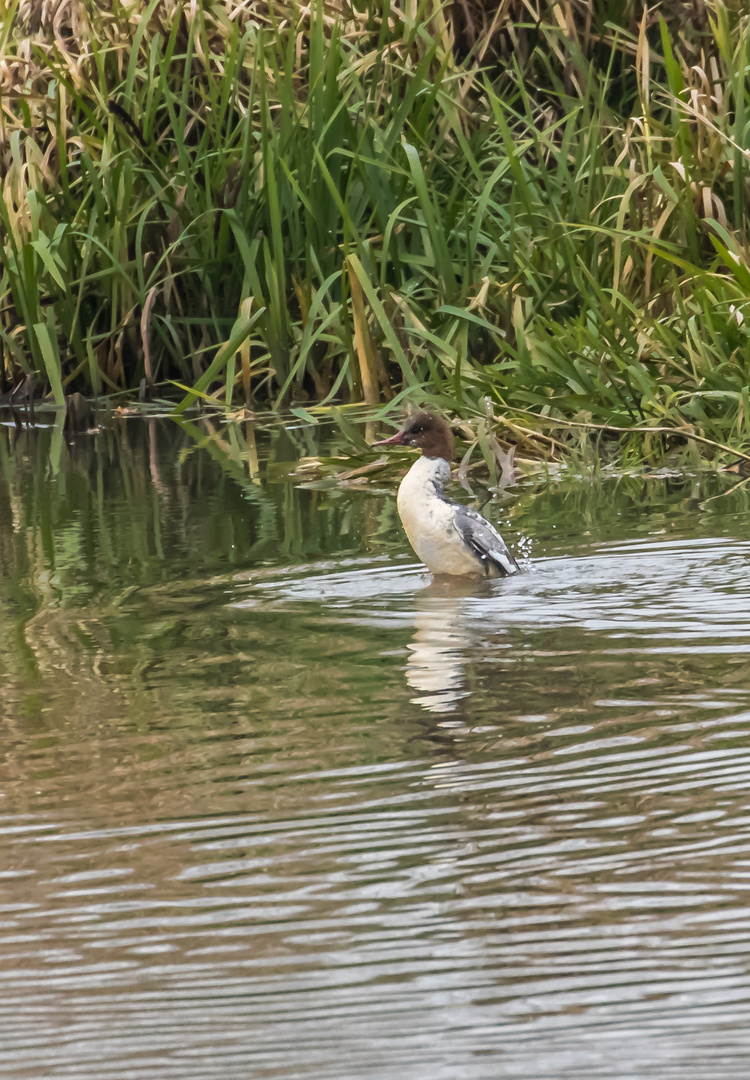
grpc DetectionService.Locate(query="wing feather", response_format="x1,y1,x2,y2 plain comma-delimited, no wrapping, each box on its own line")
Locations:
452,504,519,577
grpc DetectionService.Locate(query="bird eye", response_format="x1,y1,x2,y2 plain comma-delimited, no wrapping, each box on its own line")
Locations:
411,425,423,435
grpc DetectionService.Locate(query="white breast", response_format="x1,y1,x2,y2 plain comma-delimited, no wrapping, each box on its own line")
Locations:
396,457,484,576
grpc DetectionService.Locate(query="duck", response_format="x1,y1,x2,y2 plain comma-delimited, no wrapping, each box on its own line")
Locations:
373,411,519,578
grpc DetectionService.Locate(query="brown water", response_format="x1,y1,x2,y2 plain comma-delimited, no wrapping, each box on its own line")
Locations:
2,415,750,1078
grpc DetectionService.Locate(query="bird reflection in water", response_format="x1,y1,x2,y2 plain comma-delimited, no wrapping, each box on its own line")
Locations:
406,576,497,714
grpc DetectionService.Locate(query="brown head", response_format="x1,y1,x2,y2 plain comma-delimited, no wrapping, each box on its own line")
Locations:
372,411,455,462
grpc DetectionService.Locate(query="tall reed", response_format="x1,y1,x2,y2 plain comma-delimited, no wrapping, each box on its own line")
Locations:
1,1,749,457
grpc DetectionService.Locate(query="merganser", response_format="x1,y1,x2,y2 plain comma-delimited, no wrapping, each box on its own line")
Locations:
373,412,519,578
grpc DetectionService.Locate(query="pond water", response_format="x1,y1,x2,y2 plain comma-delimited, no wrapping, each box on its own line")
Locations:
1,414,750,1079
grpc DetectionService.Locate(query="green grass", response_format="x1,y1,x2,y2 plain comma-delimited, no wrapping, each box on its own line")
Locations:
2,0,750,463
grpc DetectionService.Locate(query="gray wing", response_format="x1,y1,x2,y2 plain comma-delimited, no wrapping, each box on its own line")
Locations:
452,504,519,577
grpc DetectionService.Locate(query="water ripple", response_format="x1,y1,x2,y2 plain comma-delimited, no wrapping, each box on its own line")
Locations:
3,464,750,1078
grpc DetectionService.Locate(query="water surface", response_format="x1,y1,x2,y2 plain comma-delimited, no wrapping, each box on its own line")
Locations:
1,416,750,1078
